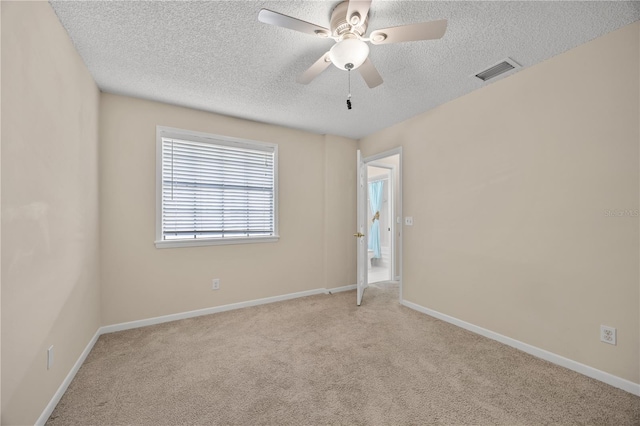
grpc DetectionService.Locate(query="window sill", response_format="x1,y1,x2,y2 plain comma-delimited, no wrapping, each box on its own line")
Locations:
155,235,280,249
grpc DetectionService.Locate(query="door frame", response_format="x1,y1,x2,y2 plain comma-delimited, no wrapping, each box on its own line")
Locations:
356,150,367,306
363,147,403,302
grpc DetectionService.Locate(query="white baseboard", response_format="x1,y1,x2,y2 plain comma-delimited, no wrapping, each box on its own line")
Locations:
101,288,332,334
401,299,640,396
47,286,636,426
102,286,357,334
40,286,351,423
35,328,102,426
326,284,357,294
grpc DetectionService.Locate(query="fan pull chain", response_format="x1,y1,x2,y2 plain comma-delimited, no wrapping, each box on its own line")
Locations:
346,69,352,110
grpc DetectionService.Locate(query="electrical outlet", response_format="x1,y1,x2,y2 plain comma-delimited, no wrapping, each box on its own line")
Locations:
600,325,616,345
212,278,220,290
404,216,413,226
47,345,54,370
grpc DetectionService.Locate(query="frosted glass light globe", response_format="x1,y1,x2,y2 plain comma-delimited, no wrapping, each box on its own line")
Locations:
329,38,370,71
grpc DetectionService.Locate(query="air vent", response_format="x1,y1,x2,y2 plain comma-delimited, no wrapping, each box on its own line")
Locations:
475,58,520,82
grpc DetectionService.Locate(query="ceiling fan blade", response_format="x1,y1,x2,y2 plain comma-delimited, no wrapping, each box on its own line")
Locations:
258,9,331,37
369,19,447,45
297,53,332,84
358,58,383,88
346,0,372,26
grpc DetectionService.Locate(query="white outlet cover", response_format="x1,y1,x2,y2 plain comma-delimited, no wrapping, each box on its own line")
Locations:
404,217,413,226
212,279,220,290
600,325,616,345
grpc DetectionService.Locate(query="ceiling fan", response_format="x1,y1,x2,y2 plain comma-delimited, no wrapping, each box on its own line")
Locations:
258,0,447,89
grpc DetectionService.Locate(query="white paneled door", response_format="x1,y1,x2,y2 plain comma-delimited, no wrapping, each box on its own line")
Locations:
356,150,368,306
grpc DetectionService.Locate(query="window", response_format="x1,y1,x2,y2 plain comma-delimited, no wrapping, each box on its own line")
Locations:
156,126,278,248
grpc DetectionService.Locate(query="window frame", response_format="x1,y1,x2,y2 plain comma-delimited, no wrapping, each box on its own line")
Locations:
155,126,279,249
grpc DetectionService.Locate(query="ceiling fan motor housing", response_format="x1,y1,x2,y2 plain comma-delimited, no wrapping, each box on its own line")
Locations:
330,1,368,38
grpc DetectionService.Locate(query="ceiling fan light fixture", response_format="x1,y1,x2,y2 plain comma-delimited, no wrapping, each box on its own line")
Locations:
329,38,370,70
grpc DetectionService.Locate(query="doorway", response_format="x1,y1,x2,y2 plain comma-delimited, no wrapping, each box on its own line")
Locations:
356,148,402,305
366,163,395,284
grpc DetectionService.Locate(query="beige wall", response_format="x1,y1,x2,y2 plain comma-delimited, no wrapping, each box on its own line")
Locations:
1,2,101,425
360,22,640,384
100,94,357,325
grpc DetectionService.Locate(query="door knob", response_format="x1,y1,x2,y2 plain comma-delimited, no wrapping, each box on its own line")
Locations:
353,232,365,238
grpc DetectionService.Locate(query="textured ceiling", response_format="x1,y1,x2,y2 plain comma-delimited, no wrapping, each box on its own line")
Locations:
50,1,640,140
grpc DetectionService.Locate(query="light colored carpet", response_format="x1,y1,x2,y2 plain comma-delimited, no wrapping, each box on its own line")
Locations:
47,283,639,425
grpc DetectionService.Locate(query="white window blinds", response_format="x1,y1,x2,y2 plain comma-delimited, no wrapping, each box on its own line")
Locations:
157,129,277,246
